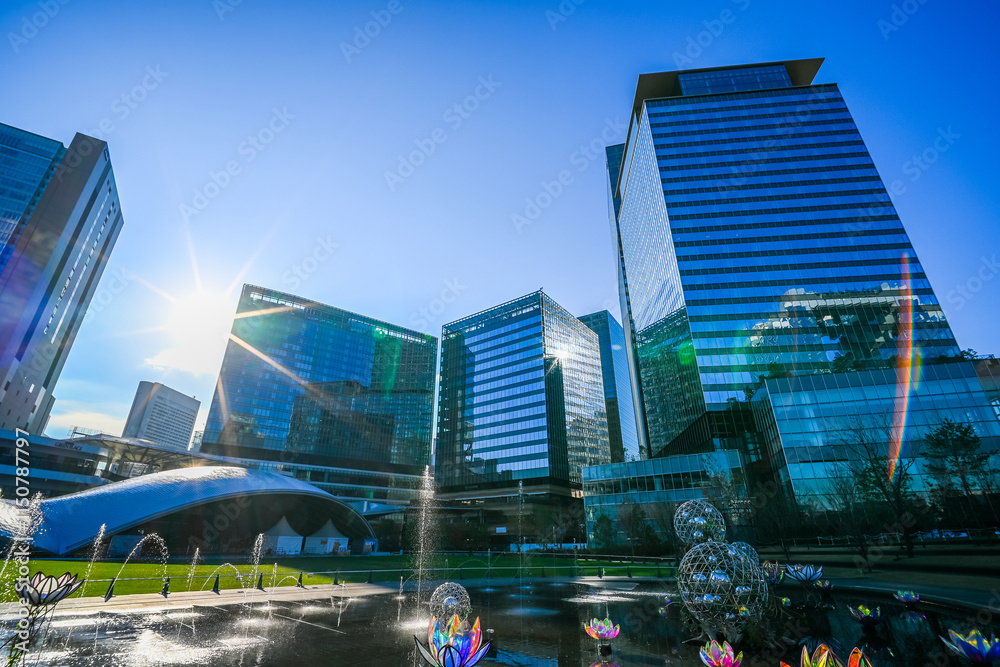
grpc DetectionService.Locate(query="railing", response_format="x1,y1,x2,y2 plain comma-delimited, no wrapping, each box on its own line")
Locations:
62,561,679,599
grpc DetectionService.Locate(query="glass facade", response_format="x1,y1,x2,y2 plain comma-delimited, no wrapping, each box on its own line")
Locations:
752,361,1000,510
581,451,745,543
202,285,437,504
579,310,641,463
610,60,961,457
0,123,66,273
435,291,610,494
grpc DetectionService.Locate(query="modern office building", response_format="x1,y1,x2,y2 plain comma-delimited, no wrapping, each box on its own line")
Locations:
122,381,200,449
752,360,1000,510
606,58,962,458
0,124,124,433
201,285,437,507
435,291,610,536
579,310,641,463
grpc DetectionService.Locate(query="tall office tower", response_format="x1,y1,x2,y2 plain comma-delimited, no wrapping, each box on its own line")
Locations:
608,59,961,457
201,285,437,506
435,291,610,526
122,381,200,449
0,124,124,433
578,310,641,463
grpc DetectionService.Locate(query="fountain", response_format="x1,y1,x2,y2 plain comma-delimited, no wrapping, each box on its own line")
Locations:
104,533,169,600
185,547,201,593
412,465,438,611
79,523,106,597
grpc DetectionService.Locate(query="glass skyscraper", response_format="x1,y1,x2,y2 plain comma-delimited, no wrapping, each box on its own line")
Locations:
579,310,641,463
608,59,961,457
0,124,124,433
435,291,610,505
202,285,437,505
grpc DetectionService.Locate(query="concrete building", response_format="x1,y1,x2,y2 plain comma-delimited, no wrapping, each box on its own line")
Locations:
122,381,200,449
0,124,124,433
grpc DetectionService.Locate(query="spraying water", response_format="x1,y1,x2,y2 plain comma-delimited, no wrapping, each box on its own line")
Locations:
413,466,437,613
186,548,201,593
80,524,107,597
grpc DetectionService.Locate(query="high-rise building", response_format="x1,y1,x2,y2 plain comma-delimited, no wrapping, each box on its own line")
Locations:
435,291,610,530
579,310,641,463
0,124,124,433
122,381,200,449
201,285,437,506
607,59,961,458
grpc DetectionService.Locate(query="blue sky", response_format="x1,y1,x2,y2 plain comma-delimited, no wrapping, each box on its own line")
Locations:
1,0,996,437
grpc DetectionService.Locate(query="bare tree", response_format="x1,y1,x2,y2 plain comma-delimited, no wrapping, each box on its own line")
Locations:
838,413,919,556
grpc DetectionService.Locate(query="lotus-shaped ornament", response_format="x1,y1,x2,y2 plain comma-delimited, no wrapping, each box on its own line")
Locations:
785,564,823,584
893,590,919,603
16,572,84,607
940,629,1000,663
584,617,620,640
761,561,784,587
699,639,742,667
414,615,491,667
780,644,874,667
848,605,883,627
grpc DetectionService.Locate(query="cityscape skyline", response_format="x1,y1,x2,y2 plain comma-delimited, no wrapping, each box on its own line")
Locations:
1,1,996,440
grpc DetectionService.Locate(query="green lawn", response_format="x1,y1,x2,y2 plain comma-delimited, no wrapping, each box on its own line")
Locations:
7,554,674,601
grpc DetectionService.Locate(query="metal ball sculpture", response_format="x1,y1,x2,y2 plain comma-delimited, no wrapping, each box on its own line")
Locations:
677,542,769,640
673,499,728,546
429,582,472,622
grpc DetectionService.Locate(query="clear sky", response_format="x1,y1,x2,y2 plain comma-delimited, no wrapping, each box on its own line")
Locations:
1,0,996,438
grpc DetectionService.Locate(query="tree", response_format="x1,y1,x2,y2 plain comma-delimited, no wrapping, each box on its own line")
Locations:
593,514,617,551
838,413,919,556
923,419,998,524
827,466,878,571
750,486,802,561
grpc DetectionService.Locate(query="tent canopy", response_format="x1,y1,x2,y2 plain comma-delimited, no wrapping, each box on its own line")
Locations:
306,519,345,539
264,516,302,537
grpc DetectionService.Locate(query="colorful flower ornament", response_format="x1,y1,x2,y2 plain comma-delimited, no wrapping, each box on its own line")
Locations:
893,591,919,603
780,644,874,667
848,605,883,627
699,639,742,667
16,572,83,606
815,580,833,591
785,564,823,584
414,615,492,667
584,617,620,641
762,561,784,587
940,629,1000,663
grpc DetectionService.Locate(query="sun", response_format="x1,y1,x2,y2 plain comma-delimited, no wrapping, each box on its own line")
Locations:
144,291,237,375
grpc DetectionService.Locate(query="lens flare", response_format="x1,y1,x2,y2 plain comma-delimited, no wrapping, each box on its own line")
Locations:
888,253,922,484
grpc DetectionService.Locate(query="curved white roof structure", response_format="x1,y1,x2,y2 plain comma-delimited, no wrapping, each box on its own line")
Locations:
1,466,373,555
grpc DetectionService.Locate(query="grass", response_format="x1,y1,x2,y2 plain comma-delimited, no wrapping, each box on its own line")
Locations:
5,554,675,601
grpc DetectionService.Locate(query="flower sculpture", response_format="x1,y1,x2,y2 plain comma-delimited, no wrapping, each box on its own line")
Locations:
893,591,919,604
781,597,792,607
6,572,84,666
584,617,620,641
761,561,784,587
815,580,833,592
848,605,883,627
17,572,83,606
414,615,491,667
700,640,742,667
785,564,823,584
940,629,1000,663
780,644,873,667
